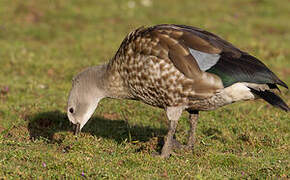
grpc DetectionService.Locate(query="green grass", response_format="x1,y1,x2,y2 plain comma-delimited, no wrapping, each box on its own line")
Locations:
0,0,289,178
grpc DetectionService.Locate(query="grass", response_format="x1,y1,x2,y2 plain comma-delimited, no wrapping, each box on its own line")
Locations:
0,0,289,178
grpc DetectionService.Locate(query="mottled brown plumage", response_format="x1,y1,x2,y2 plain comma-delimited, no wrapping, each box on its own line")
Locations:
67,24,289,158
107,25,223,108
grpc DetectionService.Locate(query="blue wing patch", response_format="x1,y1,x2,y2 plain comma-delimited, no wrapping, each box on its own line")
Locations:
189,48,220,71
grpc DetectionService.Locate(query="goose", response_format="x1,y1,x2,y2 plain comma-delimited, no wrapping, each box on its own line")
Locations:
67,24,289,158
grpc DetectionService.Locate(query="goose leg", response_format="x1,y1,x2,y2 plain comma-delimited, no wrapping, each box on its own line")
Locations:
160,107,183,158
186,110,199,150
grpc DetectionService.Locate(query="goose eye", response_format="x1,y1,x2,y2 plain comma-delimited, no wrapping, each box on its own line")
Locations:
69,108,74,113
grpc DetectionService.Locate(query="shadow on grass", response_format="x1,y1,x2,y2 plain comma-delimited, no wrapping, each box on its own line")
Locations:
27,110,166,144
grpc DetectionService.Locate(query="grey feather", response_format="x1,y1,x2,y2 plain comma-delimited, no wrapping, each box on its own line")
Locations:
189,48,220,71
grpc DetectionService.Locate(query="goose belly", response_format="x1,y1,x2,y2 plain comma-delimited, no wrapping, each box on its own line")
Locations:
187,82,257,111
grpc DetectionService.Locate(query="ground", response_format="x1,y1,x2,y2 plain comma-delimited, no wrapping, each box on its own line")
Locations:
0,0,289,179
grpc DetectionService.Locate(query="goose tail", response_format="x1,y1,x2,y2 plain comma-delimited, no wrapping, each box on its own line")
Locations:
249,87,289,112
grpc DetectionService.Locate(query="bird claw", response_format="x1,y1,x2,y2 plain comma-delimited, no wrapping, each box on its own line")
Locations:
151,138,195,158
171,138,184,150
172,139,195,152
183,144,195,152
151,151,171,158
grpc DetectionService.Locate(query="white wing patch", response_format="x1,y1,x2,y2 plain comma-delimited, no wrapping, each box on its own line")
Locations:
189,48,220,71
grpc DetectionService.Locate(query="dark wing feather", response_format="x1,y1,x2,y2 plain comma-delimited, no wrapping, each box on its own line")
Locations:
150,24,288,89
173,24,242,57
207,52,288,88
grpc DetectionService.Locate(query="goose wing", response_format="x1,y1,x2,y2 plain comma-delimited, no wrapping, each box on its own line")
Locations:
148,24,287,89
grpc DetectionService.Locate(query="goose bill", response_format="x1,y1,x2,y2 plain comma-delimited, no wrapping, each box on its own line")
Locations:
73,123,81,135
